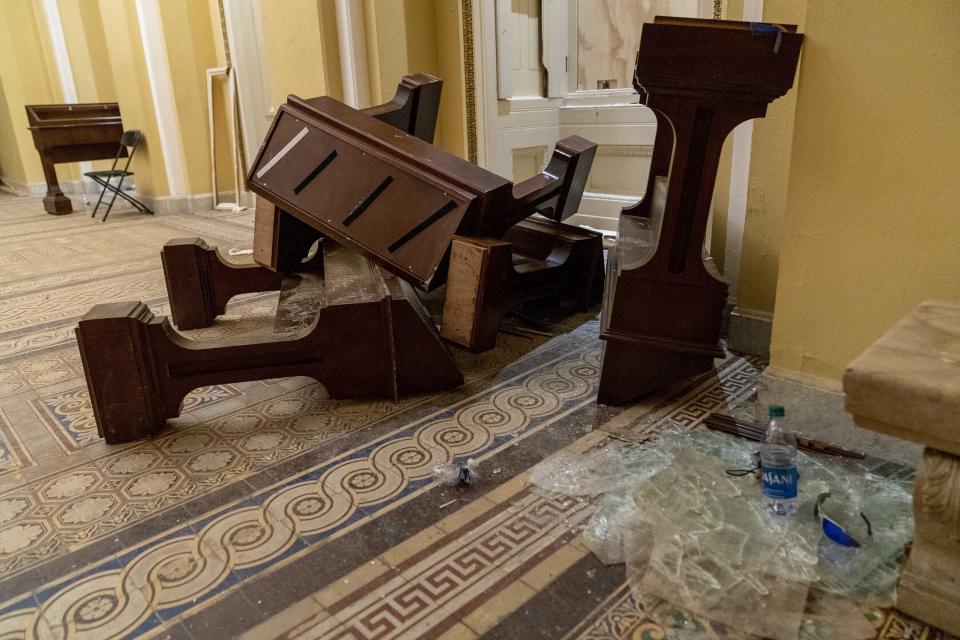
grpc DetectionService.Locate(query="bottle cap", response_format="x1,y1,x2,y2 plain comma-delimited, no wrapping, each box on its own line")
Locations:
769,405,785,417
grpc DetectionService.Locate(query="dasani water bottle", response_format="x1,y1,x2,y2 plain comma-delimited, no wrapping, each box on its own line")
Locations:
761,405,798,516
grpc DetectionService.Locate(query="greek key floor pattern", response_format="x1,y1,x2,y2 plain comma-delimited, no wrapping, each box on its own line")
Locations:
0,194,950,639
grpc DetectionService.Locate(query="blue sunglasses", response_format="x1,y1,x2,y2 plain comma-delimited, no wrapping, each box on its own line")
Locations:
814,492,872,548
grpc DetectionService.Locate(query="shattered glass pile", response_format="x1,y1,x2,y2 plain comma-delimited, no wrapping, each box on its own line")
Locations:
530,425,915,640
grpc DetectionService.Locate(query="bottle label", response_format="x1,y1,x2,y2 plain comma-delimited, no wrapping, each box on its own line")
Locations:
762,465,798,500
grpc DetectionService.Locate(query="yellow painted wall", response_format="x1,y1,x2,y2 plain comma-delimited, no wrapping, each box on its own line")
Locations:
260,0,331,109
318,0,344,102
770,1,960,382
0,78,27,187
0,0,58,187
97,0,167,196
58,0,117,103
364,0,466,157
733,0,804,314
58,0,118,175
158,0,223,195
434,0,466,158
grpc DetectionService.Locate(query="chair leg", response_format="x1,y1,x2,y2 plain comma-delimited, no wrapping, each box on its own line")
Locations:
113,188,153,214
100,175,126,222
90,177,108,218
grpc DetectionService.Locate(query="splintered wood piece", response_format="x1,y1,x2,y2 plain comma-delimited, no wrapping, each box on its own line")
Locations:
440,219,605,352
440,236,512,352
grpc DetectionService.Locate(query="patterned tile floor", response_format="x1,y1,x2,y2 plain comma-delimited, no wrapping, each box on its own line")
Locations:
0,194,952,639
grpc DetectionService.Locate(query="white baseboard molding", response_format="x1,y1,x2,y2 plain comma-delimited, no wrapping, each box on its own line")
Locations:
761,365,844,394
1,180,47,197
0,178,130,198
759,366,921,464
728,307,773,358
0,182,244,216
141,192,216,215
565,211,619,232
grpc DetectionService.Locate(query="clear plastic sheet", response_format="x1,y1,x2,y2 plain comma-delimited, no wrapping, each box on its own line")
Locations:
635,591,875,640
580,493,645,565
530,424,914,640
528,440,674,496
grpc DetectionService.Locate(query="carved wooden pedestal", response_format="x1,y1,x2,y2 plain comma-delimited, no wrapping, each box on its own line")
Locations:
77,248,461,443
598,18,802,404
844,300,960,635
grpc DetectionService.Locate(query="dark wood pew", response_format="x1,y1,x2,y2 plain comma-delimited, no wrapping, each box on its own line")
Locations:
598,17,803,404
75,76,600,443
163,75,603,352
161,74,445,331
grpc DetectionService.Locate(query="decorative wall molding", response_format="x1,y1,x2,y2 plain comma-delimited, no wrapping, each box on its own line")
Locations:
1,180,103,199
334,0,370,108
511,145,548,181
596,144,653,158
462,0,478,164
140,192,219,215
134,0,189,197
728,306,773,358
38,0,93,179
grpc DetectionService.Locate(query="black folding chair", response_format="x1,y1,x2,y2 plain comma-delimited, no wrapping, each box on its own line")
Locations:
85,129,153,221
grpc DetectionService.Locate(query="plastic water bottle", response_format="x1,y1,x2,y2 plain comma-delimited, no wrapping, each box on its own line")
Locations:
432,458,479,486
761,405,798,515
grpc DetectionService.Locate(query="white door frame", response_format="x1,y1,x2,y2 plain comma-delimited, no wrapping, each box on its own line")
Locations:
472,0,657,233
472,0,748,294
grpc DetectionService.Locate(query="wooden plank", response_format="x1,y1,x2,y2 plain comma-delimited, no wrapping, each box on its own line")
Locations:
440,236,512,352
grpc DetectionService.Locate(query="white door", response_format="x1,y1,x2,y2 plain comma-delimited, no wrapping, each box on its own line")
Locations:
474,0,717,233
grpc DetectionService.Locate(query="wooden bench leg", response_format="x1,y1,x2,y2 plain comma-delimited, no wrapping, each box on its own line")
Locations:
161,238,283,329
77,261,463,443
76,302,170,443
77,298,332,443
597,340,716,405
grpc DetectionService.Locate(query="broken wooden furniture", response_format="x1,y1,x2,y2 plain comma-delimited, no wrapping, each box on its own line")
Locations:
246,99,599,351
162,74,445,331
598,18,803,403
76,80,600,443
164,82,602,352
844,300,960,636
78,247,461,443
25,102,125,215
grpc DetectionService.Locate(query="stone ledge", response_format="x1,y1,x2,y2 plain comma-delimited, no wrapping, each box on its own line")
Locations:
760,367,922,465
844,299,960,453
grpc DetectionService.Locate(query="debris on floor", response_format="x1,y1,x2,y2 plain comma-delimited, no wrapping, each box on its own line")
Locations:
530,424,915,640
